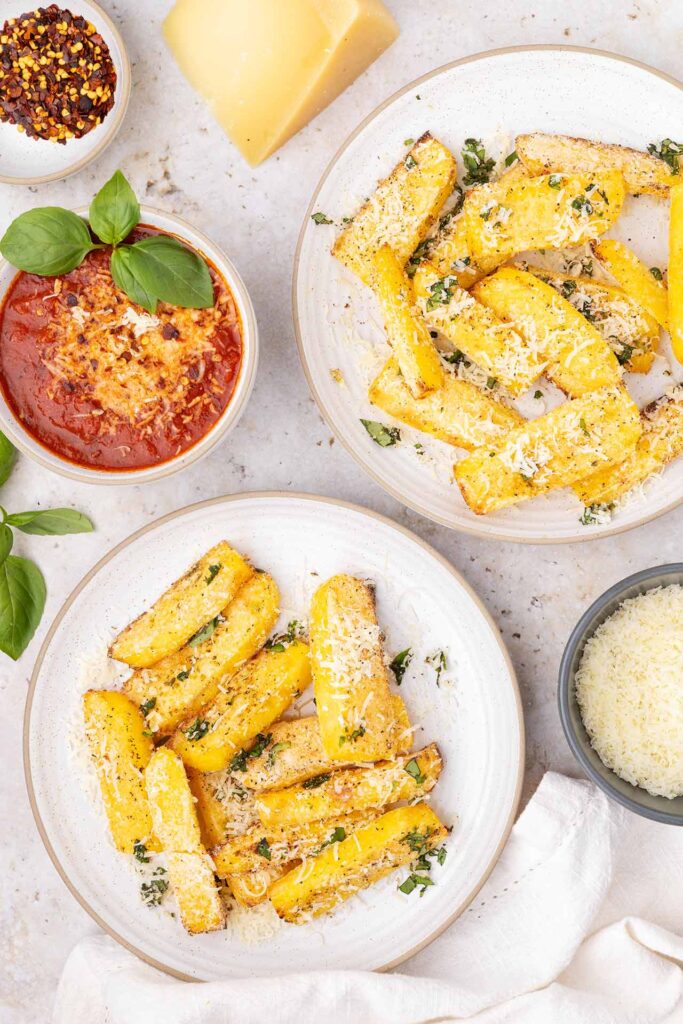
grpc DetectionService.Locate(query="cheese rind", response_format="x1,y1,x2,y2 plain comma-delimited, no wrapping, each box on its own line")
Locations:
163,0,399,166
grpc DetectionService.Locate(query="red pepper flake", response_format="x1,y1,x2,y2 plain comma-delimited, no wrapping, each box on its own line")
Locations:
0,5,117,144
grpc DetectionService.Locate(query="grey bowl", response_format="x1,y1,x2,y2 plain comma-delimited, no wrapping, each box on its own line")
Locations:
559,563,683,825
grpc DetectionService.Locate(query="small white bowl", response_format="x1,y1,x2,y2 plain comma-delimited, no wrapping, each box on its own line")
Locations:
0,0,131,185
0,205,258,484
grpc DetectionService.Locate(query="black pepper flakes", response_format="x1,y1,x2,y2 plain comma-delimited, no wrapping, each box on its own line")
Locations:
0,5,117,143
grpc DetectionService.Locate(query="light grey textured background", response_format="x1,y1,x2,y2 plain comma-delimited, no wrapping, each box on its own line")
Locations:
1,1,682,1019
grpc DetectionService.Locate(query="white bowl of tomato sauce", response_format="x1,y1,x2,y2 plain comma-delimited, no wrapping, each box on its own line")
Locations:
0,206,257,483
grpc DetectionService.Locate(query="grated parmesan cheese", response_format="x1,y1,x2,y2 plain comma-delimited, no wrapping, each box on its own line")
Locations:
575,586,683,799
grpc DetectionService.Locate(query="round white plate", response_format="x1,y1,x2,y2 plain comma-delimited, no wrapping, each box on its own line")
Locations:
293,47,683,543
0,0,130,185
25,493,523,980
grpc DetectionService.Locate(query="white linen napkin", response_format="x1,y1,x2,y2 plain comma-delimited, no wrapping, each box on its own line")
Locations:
53,772,683,1024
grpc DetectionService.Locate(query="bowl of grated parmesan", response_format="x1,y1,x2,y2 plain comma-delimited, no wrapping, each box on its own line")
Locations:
559,564,683,825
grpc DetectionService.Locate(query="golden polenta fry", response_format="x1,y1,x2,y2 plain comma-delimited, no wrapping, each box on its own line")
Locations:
464,170,625,273
669,182,683,364
110,541,253,668
516,132,680,198
169,641,311,773
332,132,457,286
310,574,398,761
255,744,443,828
83,690,159,855
373,244,444,397
235,694,412,793
145,747,225,934
368,357,522,450
212,810,379,876
524,266,659,373
454,385,642,515
592,239,669,330
413,263,547,395
473,268,621,397
269,802,447,924
573,388,683,506
124,572,280,734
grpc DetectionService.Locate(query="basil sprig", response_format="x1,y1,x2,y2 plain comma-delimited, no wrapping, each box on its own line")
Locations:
0,170,214,315
0,436,94,660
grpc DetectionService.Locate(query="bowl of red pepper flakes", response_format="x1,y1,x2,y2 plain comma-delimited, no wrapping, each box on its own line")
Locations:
0,0,130,184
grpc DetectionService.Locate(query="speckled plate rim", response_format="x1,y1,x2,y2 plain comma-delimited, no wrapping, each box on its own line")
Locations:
292,45,683,545
23,491,524,981
558,561,683,825
0,0,132,186
0,204,259,485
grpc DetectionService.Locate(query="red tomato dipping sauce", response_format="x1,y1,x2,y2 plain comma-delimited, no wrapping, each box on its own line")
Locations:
0,227,242,471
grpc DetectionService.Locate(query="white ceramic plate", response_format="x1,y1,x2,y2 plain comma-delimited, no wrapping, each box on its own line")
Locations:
24,493,523,979
0,205,258,484
293,47,683,543
0,0,130,185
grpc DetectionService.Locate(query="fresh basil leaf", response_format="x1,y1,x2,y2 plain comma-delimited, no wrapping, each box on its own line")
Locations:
6,508,94,535
0,524,12,566
0,432,17,487
0,555,46,660
89,170,140,247
0,208,96,275
127,236,214,309
111,246,157,313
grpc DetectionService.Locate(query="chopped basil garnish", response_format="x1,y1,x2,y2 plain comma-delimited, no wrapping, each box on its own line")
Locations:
505,150,519,167
398,828,447,897
229,732,273,772
425,274,458,311
187,617,219,647
133,840,150,863
265,619,305,651
302,773,331,790
256,838,271,861
268,741,291,766
140,697,156,717
360,419,400,447
616,343,634,366
389,647,413,685
311,212,333,225
647,138,683,174
339,725,366,746
580,503,614,526
404,154,418,170
185,717,210,742
548,174,563,189
426,649,447,686
461,138,496,186
571,194,593,215
140,874,168,908
205,563,222,584
650,266,663,281
404,758,426,786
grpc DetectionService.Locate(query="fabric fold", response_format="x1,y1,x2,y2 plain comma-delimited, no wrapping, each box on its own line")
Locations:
52,773,683,1024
